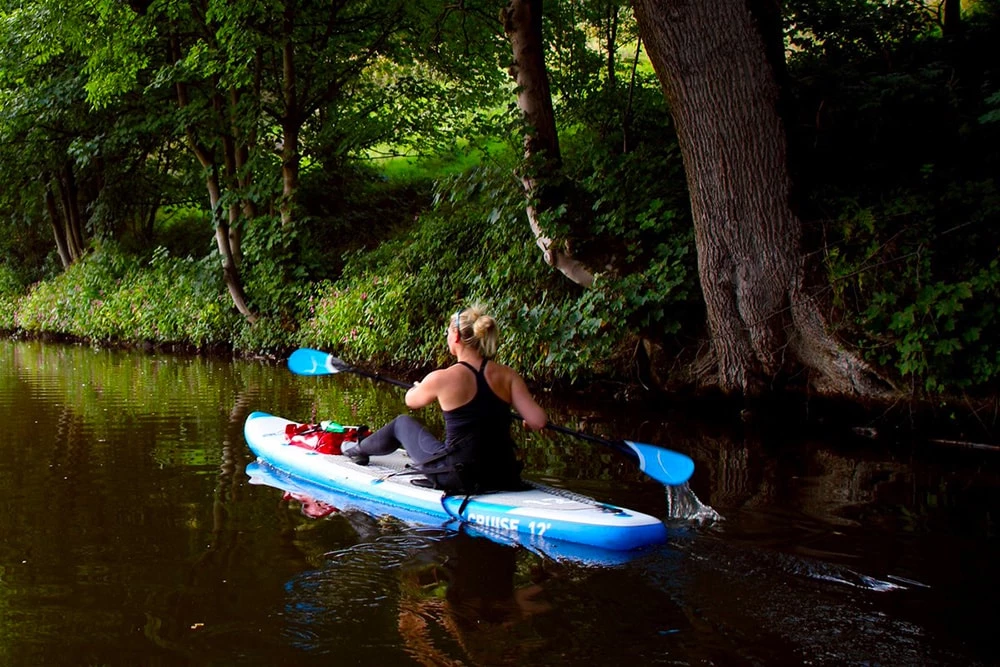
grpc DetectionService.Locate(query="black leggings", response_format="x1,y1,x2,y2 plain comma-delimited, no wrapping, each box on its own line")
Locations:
358,415,520,493
356,415,446,465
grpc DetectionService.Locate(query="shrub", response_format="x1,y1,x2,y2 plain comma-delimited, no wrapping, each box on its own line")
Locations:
0,264,26,329
16,245,240,348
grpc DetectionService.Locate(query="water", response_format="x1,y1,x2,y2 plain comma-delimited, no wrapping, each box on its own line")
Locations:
0,340,996,665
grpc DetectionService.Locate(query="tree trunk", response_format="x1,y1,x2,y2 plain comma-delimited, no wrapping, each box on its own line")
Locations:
632,0,890,398
604,3,619,90
280,121,299,229
503,0,594,288
171,34,257,324
44,180,72,268
280,3,299,229
231,83,258,264
207,166,258,324
56,166,85,262
220,92,245,267
623,37,642,154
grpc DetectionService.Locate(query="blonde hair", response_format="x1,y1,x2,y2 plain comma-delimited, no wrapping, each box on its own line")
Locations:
453,304,498,359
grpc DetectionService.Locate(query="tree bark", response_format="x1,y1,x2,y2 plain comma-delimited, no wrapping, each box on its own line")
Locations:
623,37,642,154
604,3,619,90
56,166,85,262
207,165,258,324
632,0,890,398
220,88,245,267
503,0,594,288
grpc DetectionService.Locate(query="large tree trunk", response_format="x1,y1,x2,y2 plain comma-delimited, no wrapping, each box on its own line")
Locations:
503,0,594,288
632,0,890,398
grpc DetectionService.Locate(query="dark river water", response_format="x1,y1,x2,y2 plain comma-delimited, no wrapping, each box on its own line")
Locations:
1,340,996,665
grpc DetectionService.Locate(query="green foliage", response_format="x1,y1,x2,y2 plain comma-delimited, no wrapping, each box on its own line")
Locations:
300,273,422,366
799,0,1000,394
1,0,999,401
832,194,1000,393
866,265,1000,393
300,147,698,383
152,206,214,259
231,313,293,356
238,214,306,316
299,164,561,376
982,89,1000,125
376,139,513,182
15,245,239,347
785,0,935,60
0,264,25,329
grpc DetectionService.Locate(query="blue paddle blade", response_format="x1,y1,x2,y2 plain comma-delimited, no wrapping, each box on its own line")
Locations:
288,348,339,376
622,440,695,486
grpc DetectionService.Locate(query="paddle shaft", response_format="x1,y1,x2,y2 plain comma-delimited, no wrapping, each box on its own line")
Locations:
343,366,413,391
544,421,637,459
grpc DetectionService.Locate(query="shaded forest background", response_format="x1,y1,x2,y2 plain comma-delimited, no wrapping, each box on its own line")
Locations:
0,0,997,411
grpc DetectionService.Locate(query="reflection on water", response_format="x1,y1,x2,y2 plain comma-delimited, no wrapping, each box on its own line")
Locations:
0,340,997,665
279,525,556,665
394,532,554,666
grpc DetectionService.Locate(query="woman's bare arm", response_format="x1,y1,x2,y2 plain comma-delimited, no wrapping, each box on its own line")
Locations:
510,375,547,431
405,370,445,409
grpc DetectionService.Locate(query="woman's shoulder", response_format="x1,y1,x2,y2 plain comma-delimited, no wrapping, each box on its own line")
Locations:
484,360,519,390
490,359,526,379
451,358,518,386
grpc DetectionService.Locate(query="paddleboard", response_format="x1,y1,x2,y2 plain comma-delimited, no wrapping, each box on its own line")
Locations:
243,411,668,559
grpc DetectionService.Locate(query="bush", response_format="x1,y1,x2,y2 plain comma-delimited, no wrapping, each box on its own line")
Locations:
790,1,1000,395
0,264,26,330
16,245,240,348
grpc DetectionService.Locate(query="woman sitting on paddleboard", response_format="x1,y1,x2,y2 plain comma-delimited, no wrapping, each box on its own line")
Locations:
341,305,547,494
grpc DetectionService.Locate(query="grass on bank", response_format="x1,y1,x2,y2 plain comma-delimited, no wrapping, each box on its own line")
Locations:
370,138,512,182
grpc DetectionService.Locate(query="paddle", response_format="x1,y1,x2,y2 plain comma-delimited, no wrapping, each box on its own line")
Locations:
288,347,695,486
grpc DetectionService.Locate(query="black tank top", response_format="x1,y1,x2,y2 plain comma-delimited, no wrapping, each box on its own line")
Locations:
437,360,520,491
442,359,512,448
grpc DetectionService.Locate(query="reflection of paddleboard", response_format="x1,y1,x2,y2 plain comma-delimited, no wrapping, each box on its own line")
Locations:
244,412,668,561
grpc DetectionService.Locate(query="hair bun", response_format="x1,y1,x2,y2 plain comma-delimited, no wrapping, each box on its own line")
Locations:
472,315,496,339
459,304,499,358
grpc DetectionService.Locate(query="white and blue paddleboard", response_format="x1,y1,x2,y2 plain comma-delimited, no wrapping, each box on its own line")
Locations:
243,412,668,560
